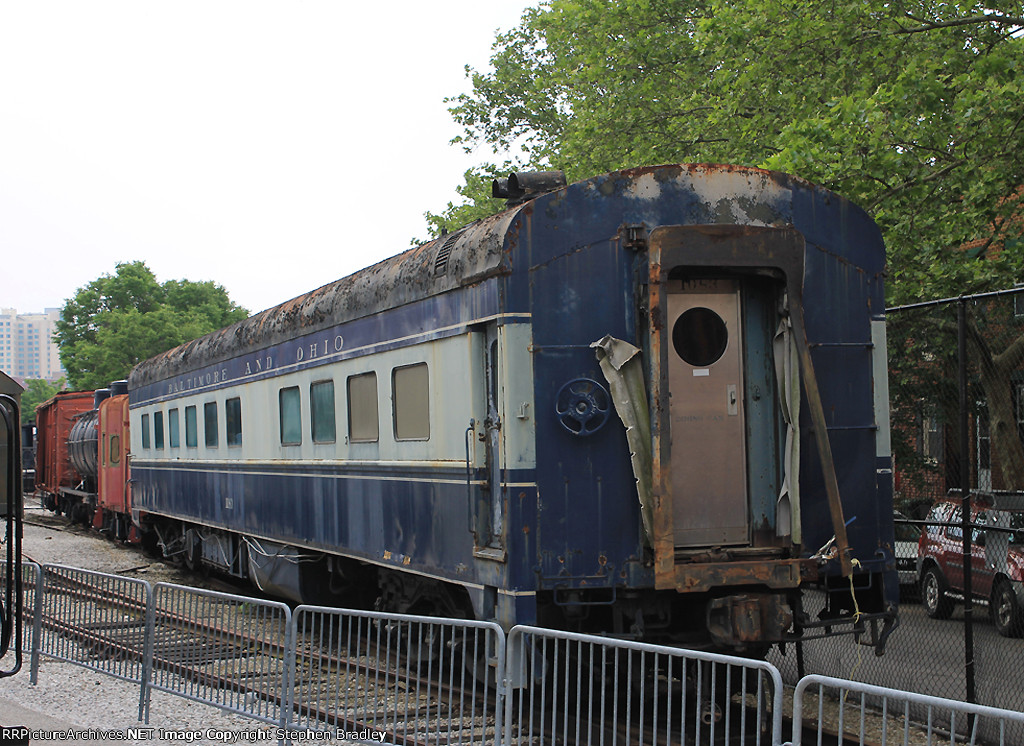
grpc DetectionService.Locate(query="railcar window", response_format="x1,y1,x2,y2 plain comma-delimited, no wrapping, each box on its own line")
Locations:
393,363,430,441
110,435,120,465
141,414,151,449
204,402,218,448
311,380,336,444
168,408,180,448
226,397,242,447
347,373,378,443
154,411,165,450
279,386,302,446
185,406,197,448
673,307,728,367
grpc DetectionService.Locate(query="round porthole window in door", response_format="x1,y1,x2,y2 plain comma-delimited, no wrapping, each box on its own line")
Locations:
672,307,728,366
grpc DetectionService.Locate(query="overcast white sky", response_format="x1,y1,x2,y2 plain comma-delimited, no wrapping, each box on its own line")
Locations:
1,1,536,316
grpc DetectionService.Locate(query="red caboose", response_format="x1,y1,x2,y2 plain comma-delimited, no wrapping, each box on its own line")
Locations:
93,386,136,542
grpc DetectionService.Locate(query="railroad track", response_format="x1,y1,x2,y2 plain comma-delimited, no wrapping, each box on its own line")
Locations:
22,562,501,744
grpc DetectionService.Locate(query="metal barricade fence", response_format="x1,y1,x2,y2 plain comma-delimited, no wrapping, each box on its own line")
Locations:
37,563,153,721
503,625,784,746
1,558,41,681
19,560,1024,745
148,582,293,729
789,674,1024,745
21,560,41,683
289,605,506,745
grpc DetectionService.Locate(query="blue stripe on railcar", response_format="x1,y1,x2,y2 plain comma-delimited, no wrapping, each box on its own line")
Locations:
132,461,538,590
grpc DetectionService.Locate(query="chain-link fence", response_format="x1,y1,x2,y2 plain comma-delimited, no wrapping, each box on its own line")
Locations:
889,288,1024,509
773,286,1024,738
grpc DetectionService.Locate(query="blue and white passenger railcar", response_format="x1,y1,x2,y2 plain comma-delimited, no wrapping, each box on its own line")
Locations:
128,164,898,652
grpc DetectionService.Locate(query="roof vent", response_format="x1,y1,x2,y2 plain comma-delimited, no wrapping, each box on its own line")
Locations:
434,231,461,276
492,170,567,207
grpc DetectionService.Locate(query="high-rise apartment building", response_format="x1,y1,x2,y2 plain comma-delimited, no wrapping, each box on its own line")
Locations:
0,308,66,382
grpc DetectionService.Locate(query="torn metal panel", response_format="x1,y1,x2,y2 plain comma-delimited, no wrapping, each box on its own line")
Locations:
773,314,801,543
591,334,654,546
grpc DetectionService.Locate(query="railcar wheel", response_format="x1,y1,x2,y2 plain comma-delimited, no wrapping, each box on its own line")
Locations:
921,566,954,620
183,528,202,572
991,581,1023,638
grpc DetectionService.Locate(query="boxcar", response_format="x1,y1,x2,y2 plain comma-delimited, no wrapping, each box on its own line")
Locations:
35,390,95,522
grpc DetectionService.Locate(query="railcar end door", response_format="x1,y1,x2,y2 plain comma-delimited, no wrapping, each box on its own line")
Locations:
667,278,749,547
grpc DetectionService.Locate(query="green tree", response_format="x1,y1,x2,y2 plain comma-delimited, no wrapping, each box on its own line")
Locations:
444,0,1024,488
20,378,64,417
55,262,248,389
444,0,1024,303
421,166,511,239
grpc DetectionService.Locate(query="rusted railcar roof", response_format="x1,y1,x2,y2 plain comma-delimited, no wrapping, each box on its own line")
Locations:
129,207,521,389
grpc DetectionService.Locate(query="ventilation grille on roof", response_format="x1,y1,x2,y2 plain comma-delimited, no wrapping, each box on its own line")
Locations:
434,231,461,276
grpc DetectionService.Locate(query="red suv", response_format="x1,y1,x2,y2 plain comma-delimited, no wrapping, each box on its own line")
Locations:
917,496,1024,637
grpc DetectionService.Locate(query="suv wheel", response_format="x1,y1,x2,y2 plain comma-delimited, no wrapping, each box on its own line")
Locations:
991,581,1023,638
922,565,954,619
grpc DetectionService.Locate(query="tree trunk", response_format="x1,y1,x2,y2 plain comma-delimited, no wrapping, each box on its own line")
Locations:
968,322,1024,491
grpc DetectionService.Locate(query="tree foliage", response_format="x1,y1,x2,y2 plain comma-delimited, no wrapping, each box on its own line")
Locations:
55,262,248,390
422,166,511,239
20,378,64,417
443,0,1024,303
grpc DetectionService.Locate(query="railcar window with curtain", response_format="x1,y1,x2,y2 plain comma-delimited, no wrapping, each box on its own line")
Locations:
168,408,180,448
279,386,302,446
154,411,165,450
347,373,378,443
141,414,151,449
226,397,242,447
185,405,197,448
392,363,429,441
204,402,218,447
311,380,336,443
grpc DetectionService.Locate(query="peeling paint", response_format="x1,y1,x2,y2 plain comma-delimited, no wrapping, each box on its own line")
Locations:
130,209,522,390
626,172,664,201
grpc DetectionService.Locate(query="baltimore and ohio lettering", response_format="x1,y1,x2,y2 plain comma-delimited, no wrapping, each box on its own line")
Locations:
165,334,345,396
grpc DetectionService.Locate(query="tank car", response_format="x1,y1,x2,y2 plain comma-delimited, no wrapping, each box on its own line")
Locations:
127,164,898,653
